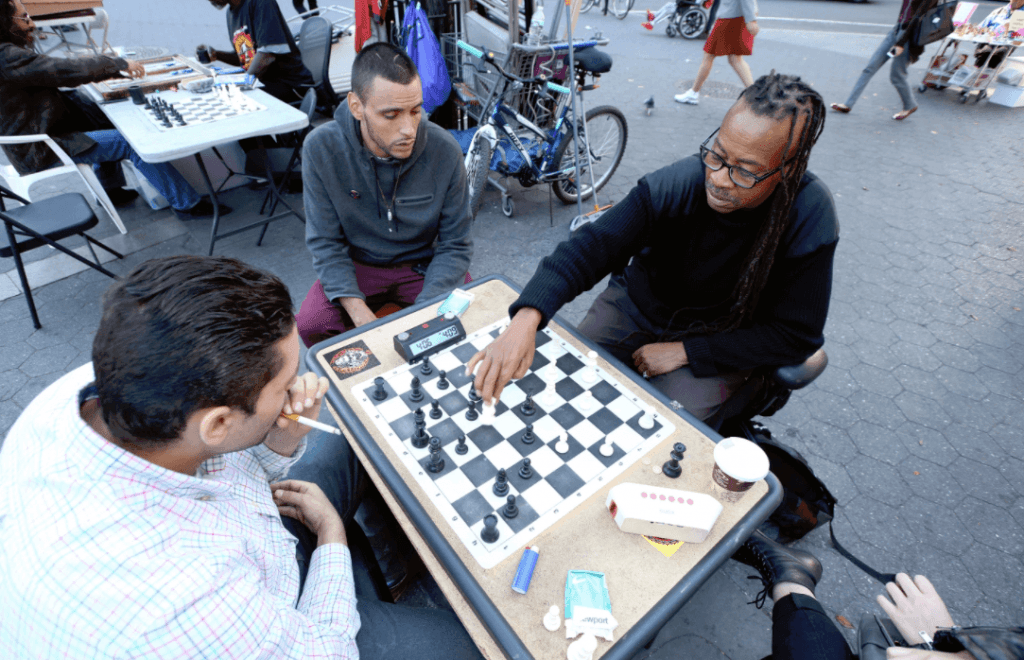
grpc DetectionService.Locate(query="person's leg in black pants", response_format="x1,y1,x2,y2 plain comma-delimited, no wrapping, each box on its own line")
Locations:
281,429,484,660
767,594,855,660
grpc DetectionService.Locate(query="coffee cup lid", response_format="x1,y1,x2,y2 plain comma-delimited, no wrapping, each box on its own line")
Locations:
714,437,769,483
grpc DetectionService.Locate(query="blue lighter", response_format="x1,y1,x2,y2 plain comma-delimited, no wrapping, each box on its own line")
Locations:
511,546,540,594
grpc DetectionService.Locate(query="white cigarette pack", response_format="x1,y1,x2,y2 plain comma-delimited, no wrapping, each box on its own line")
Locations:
605,483,723,543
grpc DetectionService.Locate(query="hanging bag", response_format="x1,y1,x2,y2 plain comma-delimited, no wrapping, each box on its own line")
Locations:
913,2,958,47
401,3,451,114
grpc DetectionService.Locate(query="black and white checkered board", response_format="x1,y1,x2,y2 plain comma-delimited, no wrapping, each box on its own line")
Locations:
141,93,265,131
354,318,676,569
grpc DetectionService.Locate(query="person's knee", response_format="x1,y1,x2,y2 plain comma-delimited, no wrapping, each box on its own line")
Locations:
728,55,741,66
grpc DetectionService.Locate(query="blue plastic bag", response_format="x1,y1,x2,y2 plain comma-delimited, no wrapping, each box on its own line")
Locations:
401,3,451,114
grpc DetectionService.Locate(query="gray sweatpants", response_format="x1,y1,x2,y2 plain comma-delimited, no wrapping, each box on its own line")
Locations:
577,275,750,422
843,25,916,112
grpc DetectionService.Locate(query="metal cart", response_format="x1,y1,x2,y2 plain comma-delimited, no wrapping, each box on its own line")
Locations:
919,33,1022,104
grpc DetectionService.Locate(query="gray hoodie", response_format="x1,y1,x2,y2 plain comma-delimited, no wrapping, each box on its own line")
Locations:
302,102,473,303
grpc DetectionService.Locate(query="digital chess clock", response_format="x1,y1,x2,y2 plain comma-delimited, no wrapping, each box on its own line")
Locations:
394,312,467,363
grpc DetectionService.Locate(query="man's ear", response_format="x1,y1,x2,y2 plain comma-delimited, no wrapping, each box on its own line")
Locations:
195,406,240,452
348,92,365,121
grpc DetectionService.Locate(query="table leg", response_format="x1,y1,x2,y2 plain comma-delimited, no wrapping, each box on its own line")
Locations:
193,153,222,256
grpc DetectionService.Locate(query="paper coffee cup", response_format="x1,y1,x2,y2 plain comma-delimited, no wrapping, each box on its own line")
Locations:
710,437,769,503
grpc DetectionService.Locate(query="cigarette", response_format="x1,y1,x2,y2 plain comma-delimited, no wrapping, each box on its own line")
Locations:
280,413,342,436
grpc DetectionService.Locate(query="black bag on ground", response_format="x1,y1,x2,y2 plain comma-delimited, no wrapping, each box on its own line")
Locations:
746,423,838,543
914,2,958,47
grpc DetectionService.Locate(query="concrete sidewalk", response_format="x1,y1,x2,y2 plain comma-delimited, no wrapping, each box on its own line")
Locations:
1,16,1022,660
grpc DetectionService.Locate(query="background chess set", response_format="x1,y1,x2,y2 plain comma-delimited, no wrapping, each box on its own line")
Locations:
139,86,266,131
354,318,676,569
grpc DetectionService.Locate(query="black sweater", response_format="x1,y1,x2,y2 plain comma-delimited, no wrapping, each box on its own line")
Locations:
510,156,840,378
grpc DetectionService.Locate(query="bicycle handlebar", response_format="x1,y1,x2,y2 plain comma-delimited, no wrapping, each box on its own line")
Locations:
456,40,486,60
546,82,571,95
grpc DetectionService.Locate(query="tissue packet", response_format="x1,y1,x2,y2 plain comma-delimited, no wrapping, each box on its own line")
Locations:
564,571,618,641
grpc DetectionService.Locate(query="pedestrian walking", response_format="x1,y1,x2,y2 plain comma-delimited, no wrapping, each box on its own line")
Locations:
675,0,758,106
830,0,939,121
291,0,317,14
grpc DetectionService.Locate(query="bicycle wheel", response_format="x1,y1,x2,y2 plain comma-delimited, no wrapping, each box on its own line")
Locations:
677,8,707,39
552,105,628,205
611,0,635,20
579,0,597,13
465,130,493,218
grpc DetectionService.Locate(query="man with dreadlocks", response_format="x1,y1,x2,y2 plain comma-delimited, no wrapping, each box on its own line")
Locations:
467,73,836,424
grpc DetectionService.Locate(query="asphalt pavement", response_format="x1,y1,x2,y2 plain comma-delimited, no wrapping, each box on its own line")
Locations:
1,1,1022,658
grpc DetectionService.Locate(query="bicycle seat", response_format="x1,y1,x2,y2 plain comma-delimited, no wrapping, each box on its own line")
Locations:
573,47,612,74
771,348,828,390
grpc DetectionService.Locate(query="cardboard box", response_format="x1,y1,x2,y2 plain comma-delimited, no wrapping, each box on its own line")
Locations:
24,0,102,18
989,82,1024,107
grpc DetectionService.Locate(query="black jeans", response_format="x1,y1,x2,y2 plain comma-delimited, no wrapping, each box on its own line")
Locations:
767,594,855,660
282,428,484,660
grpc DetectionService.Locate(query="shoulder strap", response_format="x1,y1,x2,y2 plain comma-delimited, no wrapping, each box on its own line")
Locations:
830,520,897,585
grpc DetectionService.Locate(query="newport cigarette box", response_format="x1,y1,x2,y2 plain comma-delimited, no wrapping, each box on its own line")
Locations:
605,483,723,543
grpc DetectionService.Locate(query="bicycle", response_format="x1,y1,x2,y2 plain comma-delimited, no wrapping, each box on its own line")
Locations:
455,40,628,217
581,0,635,19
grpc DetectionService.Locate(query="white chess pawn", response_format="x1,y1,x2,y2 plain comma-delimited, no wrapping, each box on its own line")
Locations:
582,350,599,384
578,390,595,412
638,411,655,430
599,437,614,457
554,431,570,454
543,605,560,632
567,633,597,660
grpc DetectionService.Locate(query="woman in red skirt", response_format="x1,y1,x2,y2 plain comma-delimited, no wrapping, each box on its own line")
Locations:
676,0,758,105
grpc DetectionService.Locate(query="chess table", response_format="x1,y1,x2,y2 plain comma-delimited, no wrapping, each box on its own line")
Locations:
307,276,782,660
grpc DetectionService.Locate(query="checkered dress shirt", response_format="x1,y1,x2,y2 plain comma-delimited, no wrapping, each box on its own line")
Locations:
0,364,360,659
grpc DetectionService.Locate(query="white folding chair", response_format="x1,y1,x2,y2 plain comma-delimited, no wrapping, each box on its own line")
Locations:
83,8,115,55
0,134,126,234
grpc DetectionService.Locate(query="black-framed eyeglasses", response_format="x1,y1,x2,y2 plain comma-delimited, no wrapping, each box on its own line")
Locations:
699,128,794,189
13,11,31,22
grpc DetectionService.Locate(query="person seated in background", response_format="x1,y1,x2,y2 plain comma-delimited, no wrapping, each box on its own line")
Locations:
202,0,315,104
0,0,225,219
296,42,473,348
0,255,484,660
467,73,837,425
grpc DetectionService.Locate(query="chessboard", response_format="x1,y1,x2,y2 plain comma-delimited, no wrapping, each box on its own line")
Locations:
353,318,677,569
140,87,266,131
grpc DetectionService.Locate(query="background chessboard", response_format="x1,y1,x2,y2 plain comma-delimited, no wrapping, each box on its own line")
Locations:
140,91,265,131
354,318,676,569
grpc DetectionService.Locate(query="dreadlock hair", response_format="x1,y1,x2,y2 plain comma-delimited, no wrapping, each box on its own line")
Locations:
662,72,826,342
0,0,29,48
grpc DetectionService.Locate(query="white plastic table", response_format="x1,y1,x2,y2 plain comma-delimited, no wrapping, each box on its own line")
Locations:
98,86,309,255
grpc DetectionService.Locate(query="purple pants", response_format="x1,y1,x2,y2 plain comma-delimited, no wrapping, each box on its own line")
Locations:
297,262,471,348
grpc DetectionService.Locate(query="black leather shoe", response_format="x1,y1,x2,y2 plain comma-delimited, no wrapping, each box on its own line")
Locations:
732,530,823,607
174,199,233,219
104,188,140,208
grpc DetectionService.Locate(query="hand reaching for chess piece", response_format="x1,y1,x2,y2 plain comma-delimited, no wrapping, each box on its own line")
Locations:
466,308,541,405
123,60,146,79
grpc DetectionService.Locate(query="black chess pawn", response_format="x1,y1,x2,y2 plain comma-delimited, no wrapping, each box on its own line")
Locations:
492,468,509,496
502,494,519,519
420,358,433,376
520,395,535,416
144,98,153,109
409,376,424,402
427,437,445,473
481,514,500,543
373,376,387,401
413,407,425,424
518,458,533,479
455,434,468,455
465,399,478,421
429,399,442,419
437,370,449,390
468,383,482,403
521,424,535,445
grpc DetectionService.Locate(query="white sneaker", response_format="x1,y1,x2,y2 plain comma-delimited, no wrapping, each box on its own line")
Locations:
674,89,699,105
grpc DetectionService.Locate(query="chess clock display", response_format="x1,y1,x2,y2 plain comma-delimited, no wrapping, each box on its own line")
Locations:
394,312,467,363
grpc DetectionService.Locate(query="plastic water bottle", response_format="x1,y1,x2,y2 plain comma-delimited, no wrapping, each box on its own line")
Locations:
526,2,545,45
